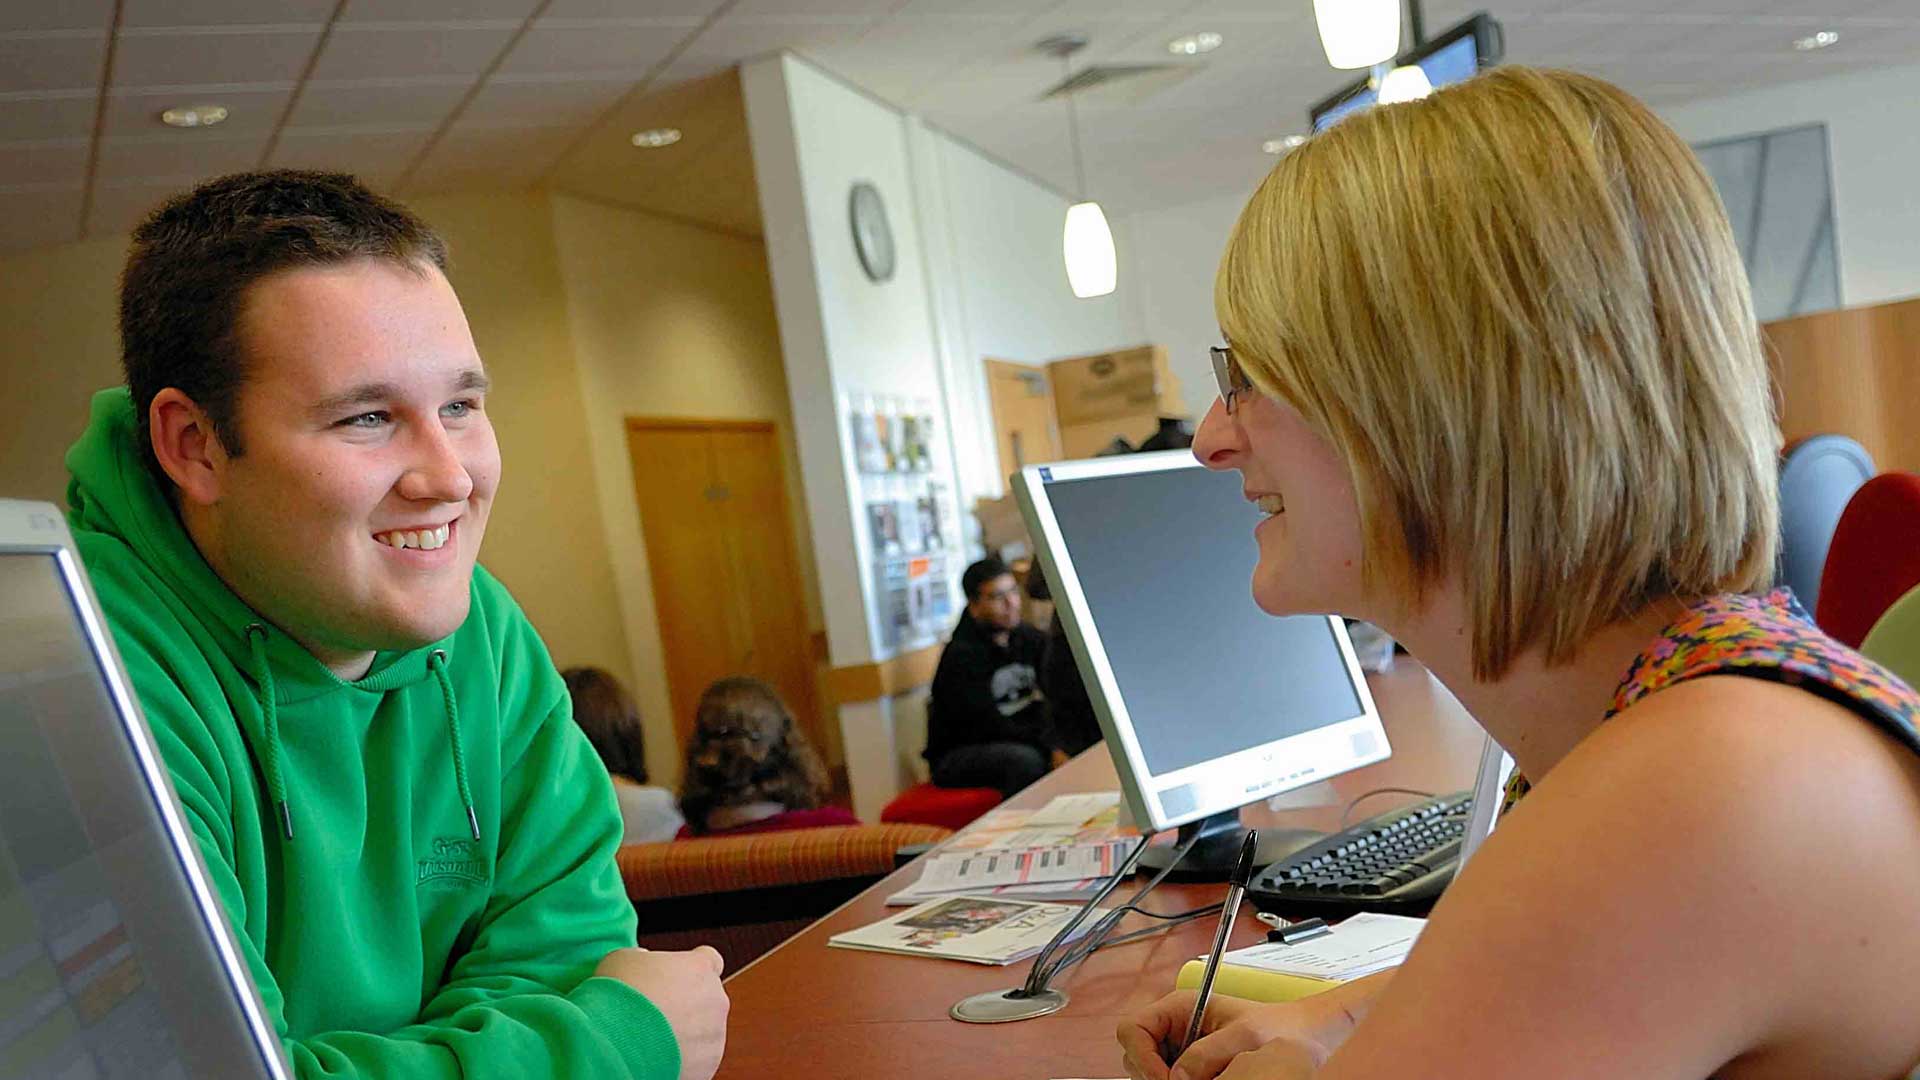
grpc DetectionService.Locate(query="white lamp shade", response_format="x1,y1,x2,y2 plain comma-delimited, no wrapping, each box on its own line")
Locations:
1377,63,1433,104
1313,0,1401,69
1063,201,1117,299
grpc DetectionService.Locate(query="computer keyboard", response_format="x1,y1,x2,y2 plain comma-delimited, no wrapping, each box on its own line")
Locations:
1247,791,1472,916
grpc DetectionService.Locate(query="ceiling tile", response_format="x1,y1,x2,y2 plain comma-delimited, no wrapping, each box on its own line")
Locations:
539,0,726,17
730,0,897,14
0,140,90,187
0,188,84,251
269,127,434,176
497,21,695,76
289,79,472,127
0,96,99,142
105,86,295,137
0,2,113,33
404,123,577,191
679,14,874,61
112,29,322,88
0,34,107,94
339,0,543,20
120,0,336,28
463,76,633,128
310,24,517,81
96,132,269,183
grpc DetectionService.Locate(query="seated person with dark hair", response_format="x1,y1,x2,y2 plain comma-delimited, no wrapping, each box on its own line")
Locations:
676,676,859,838
562,666,685,843
924,557,1064,797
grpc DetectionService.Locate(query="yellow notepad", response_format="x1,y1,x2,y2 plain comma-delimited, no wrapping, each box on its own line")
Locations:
1173,959,1342,1002
1174,913,1425,1002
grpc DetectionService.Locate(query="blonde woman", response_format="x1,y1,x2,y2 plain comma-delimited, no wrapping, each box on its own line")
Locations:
1117,67,1920,1080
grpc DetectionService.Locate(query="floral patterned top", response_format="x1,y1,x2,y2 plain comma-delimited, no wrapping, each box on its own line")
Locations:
1502,588,1920,812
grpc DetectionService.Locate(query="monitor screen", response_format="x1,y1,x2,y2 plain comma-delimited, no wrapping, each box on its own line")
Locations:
1014,453,1389,833
1309,13,1501,132
0,552,282,1079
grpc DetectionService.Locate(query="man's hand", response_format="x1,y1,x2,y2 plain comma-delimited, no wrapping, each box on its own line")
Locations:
595,946,730,1080
1049,748,1071,769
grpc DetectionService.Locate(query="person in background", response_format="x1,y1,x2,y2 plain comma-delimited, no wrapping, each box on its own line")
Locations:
563,666,686,844
1117,66,1920,1080
677,676,858,837
924,556,1063,797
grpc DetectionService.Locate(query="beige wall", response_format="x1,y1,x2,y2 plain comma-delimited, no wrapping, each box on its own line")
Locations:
413,192,634,692
0,236,128,503
548,193,825,785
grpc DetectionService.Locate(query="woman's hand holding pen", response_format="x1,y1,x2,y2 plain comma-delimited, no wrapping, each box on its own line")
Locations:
1117,991,1300,1080
1116,969,1395,1080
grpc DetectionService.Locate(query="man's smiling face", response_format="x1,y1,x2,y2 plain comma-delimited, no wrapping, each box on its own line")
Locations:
184,257,500,675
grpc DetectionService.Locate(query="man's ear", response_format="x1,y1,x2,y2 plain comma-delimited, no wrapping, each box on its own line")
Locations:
149,388,229,506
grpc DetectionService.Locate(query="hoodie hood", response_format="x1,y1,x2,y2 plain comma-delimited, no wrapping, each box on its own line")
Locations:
66,387,477,840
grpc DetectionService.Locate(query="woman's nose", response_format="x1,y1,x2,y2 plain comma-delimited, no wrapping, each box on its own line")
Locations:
1192,397,1246,470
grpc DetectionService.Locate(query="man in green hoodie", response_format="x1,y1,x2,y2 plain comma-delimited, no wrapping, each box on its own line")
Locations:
64,170,728,1079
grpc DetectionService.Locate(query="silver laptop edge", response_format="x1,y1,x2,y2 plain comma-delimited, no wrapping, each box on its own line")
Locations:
0,498,292,1080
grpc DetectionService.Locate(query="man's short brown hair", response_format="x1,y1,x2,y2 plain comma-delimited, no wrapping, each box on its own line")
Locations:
118,169,449,482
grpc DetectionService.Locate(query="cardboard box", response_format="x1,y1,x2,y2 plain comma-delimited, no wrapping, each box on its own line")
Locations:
1048,345,1187,427
1058,413,1165,460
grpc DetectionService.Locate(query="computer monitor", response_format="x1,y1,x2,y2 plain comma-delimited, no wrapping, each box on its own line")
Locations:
1012,453,1390,877
1308,12,1505,132
0,500,289,1079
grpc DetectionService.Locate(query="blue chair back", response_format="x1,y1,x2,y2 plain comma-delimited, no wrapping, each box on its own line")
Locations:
1777,434,1875,612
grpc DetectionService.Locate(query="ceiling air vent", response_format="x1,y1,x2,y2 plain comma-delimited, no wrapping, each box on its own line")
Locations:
1038,63,1196,107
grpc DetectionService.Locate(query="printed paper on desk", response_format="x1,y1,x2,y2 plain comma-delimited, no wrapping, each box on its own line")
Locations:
1021,792,1120,826
947,794,1134,851
913,838,1134,892
828,895,1106,965
1214,913,1426,982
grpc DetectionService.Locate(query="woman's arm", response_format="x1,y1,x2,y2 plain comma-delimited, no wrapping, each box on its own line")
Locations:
1298,677,1920,1079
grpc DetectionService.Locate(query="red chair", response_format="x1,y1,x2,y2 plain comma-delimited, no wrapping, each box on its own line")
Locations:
881,782,1001,831
1815,472,1920,648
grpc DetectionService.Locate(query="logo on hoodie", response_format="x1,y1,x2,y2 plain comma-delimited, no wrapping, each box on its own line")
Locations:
416,836,487,888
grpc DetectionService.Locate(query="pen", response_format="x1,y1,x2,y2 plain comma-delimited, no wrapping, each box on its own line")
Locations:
1174,831,1258,1061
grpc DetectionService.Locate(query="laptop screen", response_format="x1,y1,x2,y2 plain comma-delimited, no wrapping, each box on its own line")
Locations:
0,552,280,1079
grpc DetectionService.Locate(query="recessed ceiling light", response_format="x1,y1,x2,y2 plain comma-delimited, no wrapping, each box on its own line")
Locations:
159,104,228,128
630,128,682,148
1262,134,1308,154
1167,31,1224,56
1794,30,1840,50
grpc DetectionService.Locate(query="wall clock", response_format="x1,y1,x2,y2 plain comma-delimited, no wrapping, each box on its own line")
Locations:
848,181,896,284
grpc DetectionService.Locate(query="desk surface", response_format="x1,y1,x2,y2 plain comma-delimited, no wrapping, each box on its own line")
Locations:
715,662,1483,1080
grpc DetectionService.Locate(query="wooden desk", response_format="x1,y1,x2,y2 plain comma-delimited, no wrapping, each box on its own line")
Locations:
716,662,1484,1080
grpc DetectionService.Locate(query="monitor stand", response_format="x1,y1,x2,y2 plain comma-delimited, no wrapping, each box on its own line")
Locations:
1136,809,1322,882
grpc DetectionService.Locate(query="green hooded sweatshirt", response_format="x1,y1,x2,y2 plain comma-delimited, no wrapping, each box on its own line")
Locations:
64,388,680,1079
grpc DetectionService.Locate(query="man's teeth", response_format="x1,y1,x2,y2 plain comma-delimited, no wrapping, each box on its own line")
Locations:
377,524,452,550
1257,495,1286,515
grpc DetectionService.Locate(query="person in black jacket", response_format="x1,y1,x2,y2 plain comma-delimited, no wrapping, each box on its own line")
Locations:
924,557,1060,797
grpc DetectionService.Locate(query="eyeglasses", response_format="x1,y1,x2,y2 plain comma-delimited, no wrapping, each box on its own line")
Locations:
1210,345,1253,414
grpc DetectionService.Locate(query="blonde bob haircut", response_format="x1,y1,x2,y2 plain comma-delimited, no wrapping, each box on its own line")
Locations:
1217,66,1779,680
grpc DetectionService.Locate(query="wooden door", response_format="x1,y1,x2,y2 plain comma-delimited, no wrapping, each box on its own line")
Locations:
984,359,1061,484
625,418,822,756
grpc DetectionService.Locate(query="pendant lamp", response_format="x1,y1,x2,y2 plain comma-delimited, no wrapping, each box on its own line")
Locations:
1041,34,1116,299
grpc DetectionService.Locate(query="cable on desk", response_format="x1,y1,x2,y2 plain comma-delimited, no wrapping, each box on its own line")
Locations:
1028,830,1207,989
1338,786,1436,828
1038,899,1223,979
1016,834,1160,997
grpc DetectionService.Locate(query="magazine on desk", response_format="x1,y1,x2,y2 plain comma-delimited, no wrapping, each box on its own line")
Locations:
829,895,1108,966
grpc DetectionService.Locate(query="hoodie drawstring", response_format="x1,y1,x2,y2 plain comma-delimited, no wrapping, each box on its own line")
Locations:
430,650,481,842
244,624,295,841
